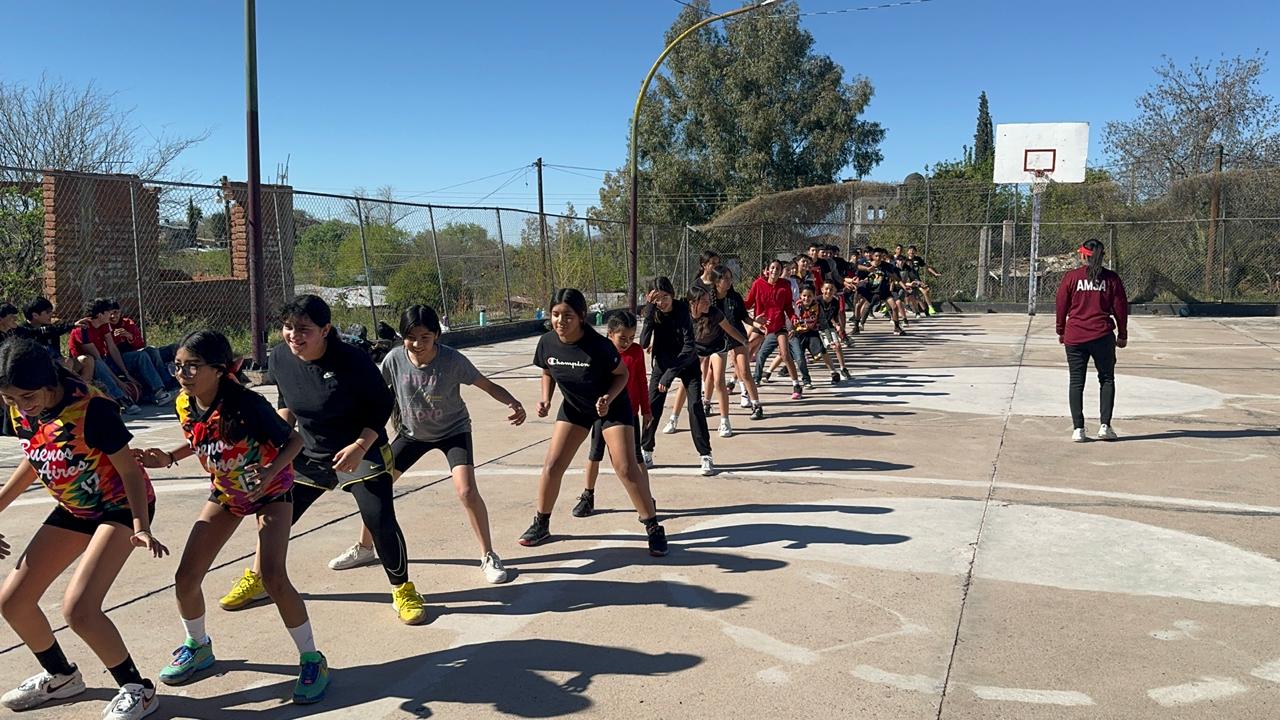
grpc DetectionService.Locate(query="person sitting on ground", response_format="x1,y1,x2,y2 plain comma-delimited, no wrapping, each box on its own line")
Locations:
66,299,143,414
0,304,19,343
106,300,176,395
17,297,77,361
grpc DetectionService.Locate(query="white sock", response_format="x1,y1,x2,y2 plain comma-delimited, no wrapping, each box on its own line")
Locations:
720,415,729,422
669,413,680,421
287,620,317,655
182,615,208,645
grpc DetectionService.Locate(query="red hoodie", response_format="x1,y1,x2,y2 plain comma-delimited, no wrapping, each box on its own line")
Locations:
745,276,796,334
1055,266,1129,345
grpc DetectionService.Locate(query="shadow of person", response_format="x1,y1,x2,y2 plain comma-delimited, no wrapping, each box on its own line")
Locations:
718,457,913,473
1114,428,1280,442
157,639,702,719
673,522,910,550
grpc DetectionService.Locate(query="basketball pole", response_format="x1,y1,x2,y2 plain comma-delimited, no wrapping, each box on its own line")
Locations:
1027,176,1044,316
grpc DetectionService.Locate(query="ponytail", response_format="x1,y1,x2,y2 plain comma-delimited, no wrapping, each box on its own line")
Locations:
1081,239,1106,285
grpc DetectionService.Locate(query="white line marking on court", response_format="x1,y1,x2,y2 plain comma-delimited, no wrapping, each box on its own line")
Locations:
1147,677,1248,706
969,686,1095,706
851,665,943,694
1250,658,1280,684
7,481,212,508
1150,619,1202,641
757,667,792,684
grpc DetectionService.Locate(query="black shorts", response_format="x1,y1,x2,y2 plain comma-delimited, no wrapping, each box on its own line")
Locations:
391,431,474,472
796,333,826,358
557,397,635,431
588,414,644,464
44,502,156,536
207,488,292,517
856,287,875,301
293,444,394,492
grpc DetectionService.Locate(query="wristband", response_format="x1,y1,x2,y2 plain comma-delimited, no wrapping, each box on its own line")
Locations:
354,438,368,451
165,451,177,468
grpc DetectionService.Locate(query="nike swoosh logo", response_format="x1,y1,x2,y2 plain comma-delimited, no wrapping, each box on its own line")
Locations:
46,677,75,693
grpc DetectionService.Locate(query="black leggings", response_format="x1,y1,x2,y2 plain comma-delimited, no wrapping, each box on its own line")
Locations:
1066,334,1116,429
641,366,711,456
292,476,408,586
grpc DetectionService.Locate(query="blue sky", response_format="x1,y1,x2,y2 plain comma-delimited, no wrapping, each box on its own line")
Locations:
5,0,1278,212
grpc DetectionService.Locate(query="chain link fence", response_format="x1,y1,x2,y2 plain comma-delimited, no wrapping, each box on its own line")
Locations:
2,165,1276,354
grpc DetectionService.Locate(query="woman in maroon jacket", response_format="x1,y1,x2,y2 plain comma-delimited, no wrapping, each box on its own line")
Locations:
1054,239,1129,442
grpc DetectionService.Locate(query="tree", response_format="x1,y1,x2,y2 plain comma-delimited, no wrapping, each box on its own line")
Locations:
185,198,202,246
973,92,993,167
0,75,207,179
1104,53,1280,198
594,0,884,226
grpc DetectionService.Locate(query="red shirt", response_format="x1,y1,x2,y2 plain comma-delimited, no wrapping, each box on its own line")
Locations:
744,277,796,333
1055,266,1129,345
68,324,112,358
620,343,651,416
111,317,144,352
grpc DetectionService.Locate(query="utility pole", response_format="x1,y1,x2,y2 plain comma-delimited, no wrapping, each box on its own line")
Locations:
245,0,265,365
1204,144,1223,297
535,158,549,305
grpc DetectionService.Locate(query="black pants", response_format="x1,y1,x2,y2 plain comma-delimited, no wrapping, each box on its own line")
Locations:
641,366,712,456
1066,334,1116,429
292,476,409,587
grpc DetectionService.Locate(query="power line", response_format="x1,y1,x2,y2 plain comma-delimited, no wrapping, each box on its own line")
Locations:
795,0,937,16
396,163,533,200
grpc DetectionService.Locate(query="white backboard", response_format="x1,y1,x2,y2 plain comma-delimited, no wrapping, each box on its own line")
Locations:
993,122,1089,184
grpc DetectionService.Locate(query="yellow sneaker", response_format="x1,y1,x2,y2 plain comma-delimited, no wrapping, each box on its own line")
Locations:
392,582,428,625
219,568,268,611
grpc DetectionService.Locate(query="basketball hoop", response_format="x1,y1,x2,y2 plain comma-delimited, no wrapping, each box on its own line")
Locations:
1030,169,1052,196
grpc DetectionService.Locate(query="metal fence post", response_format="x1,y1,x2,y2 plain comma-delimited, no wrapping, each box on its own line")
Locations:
127,182,146,338
1001,219,1014,301
682,225,690,289
425,206,451,323
650,226,657,279
585,220,599,305
1219,188,1229,302
757,223,765,274
269,187,288,302
977,225,990,299
924,177,932,259
1108,224,1118,276
495,210,514,321
353,197,379,328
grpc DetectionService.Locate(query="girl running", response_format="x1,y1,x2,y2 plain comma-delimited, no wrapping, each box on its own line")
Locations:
133,330,328,704
218,295,429,626
686,283,748,438
0,338,166,720
1055,239,1129,442
715,265,764,420
328,304,526,585
639,277,714,475
520,289,666,556
572,311,651,518
691,249,720,293
746,259,801,399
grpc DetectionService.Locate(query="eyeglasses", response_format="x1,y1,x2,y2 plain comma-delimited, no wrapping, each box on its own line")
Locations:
167,362,209,378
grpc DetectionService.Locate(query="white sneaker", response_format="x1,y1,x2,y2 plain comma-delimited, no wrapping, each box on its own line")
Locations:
641,450,654,468
718,418,733,438
1071,428,1088,443
328,543,378,570
739,394,752,409
1,667,85,710
153,390,172,405
481,551,509,584
124,404,142,415
1097,424,1118,441
699,455,715,476
103,682,158,720
662,416,679,434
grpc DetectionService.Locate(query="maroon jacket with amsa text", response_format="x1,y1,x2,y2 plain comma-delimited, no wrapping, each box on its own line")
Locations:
1055,266,1129,345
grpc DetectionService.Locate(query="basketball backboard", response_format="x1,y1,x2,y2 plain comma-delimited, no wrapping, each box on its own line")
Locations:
993,122,1089,184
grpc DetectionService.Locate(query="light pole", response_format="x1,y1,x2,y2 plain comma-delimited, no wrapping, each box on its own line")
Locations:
627,0,777,312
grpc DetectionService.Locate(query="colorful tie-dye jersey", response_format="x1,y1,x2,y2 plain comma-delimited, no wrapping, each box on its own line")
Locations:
176,386,294,516
10,379,153,519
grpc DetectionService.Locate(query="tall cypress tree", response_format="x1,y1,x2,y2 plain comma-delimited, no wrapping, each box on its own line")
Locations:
973,92,993,167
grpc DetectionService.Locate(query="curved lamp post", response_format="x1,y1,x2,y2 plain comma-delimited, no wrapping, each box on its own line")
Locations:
627,0,777,311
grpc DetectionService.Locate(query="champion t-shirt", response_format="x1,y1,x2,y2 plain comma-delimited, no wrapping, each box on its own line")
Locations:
381,344,481,442
533,329,621,414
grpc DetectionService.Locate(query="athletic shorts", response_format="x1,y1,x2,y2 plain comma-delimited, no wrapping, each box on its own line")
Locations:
587,414,644,464
795,333,826,358
856,286,875,302
44,502,156,536
557,397,635,431
293,444,394,492
208,488,292,517
391,431,474,472
819,328,842,349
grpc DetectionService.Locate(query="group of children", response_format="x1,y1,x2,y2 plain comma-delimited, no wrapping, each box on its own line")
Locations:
0,241,941,717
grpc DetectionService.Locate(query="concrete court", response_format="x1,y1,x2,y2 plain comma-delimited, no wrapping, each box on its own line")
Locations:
0,313,1277,720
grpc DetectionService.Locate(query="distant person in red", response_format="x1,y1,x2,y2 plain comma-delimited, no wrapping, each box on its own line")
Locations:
1055,238,1129,442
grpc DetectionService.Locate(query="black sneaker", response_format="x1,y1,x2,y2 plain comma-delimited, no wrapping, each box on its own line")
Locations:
831,372,841,386
803,381,815,390
750,405,764,420
761,371,772,384
517,515,551,546
646,524,669,557
571,491,594,518
726,379,737,393
841,368,852,381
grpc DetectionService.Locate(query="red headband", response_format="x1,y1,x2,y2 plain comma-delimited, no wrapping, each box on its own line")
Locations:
1078,245,1094,258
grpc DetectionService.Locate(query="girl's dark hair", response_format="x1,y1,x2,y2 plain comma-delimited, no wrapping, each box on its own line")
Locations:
279,294,332,327
686,284,711,305
179,330,237,372
550,288,589,321
698,249,720,268
606,310,637,334
0,338,60,391
399,304,442,336
648,276,675,297
1082,239,1106,284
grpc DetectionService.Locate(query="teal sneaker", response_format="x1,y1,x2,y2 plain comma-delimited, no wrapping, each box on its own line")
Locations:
292,651,329,705
158,637,215,685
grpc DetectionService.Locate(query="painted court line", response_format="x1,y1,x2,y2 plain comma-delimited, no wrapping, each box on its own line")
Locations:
1146,677,1248,707
1250,658,1280,684
851,665,942,695
969,686,1095,706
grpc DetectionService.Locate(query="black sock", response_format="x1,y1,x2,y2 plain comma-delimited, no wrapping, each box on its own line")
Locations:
582,488,594,495
33,641,74,676
536,511,551,524
641,515,660,529
106,655,150,688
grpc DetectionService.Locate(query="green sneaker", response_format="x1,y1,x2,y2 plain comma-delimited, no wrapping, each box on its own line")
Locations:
292,651,329,705
158,636,215,685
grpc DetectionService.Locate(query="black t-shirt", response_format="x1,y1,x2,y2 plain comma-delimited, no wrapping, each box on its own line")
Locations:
39,376,132,454
692,306,727,355
899,264,921,284
717,289,750,333
909,256,928,271
817,296,843,330
534,328,622,415
639,300,697,382
269,337,393,460
198,382,294,449
15,322,75,358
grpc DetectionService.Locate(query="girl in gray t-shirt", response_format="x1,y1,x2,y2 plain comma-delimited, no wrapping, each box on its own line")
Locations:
327,305,527,585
